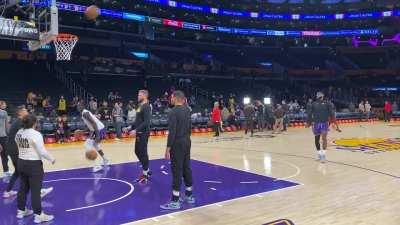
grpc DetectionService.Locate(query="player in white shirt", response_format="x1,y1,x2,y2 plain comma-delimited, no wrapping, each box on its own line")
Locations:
81,109,110,172
15,114,55,223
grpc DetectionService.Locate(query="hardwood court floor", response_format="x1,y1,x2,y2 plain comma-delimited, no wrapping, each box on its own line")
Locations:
41,122,400,225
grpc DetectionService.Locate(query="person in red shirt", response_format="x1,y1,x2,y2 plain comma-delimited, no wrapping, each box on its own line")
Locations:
384,101,392,122
211,102,222,137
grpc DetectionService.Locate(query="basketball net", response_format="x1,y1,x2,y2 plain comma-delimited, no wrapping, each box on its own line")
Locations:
53,33,78,61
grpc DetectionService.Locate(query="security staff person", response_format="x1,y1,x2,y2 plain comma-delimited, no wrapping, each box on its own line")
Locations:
161,90,194,210
15,114,55,223
130,90,152,183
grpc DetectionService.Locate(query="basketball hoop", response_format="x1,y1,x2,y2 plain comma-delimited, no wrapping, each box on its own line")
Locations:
53,33,78,61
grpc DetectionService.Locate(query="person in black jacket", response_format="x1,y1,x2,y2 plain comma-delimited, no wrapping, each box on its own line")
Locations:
130,90,152,183
161,90,194,210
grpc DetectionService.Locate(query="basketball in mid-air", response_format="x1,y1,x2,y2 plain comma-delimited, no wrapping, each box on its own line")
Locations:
85,149,98,160
85,5,100,20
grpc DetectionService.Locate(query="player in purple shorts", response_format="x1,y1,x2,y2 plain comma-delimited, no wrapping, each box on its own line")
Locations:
306,92,335,163
82,109,110,172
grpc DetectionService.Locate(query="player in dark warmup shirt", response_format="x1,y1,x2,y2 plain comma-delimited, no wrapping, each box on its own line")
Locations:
161,90,194,210
130,90,152,183
307,92,335,163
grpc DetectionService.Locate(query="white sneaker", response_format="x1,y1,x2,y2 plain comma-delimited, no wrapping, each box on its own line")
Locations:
102,158,110,167
320,154,327,163
34,212,54,224
40,187,54,198
92,165,103,173
4,171,13,177
16,208,33,219
3,190,17,198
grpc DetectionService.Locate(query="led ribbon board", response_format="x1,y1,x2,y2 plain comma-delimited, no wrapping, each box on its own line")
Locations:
144,0,400,21
38,2,380,37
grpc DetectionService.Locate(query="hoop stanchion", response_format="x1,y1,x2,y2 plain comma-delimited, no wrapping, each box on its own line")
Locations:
53,33,78,61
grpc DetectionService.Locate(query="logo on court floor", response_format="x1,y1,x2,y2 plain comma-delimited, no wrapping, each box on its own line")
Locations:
263,219,295,225
333,138,400,154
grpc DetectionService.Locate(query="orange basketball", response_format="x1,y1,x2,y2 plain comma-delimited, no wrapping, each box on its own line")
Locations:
85,5,100,20
85,149,98,160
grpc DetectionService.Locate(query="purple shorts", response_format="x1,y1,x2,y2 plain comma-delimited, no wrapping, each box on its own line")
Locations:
91,128,107,141
312,122,329,136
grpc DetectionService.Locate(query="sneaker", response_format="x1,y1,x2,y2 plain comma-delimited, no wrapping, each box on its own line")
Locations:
34,212,54,224
160,201,181,210
102,158,110,167
40,187,53,198
16,208,33,219
3,190,17,198
4,171,13,177
320,154,327,163
184,195,196,204
92,165,103,173
135,174,149,184
316,154,321,161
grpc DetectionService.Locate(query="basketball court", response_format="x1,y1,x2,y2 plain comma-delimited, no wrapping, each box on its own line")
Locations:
1,1,400,225
1,122,400,225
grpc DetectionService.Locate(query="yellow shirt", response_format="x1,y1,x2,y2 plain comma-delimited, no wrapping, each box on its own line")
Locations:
58,99,66,111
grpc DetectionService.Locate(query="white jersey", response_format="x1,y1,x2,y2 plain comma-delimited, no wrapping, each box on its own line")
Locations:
15,128,54,162
82,109,105,131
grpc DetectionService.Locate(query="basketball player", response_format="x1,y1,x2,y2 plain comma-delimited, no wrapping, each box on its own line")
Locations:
161,90,194,210
306,92,334,163
130,90,152,183
81,109,110,172
3,106,53,199
15,114,55,223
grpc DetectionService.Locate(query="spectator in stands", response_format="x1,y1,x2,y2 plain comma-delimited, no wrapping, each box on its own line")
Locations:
221,105,230,125
108,91,116,102
384,101,392,122
358,101,365,113
365,101,372,120
98,101,112,122
153,98,163,113
349,102,356,112
57,96,66,116
89,97,98,113
392,101,398,112
112,102,124,140
36,94,43,110
126,103,136,124
76,99,85,113
161,92,169,107
211,102,222,137
26,92,35,108
42,96,52,117
115,92,122,102
55,116,68,143
228,94,236,113
69,97,79,116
